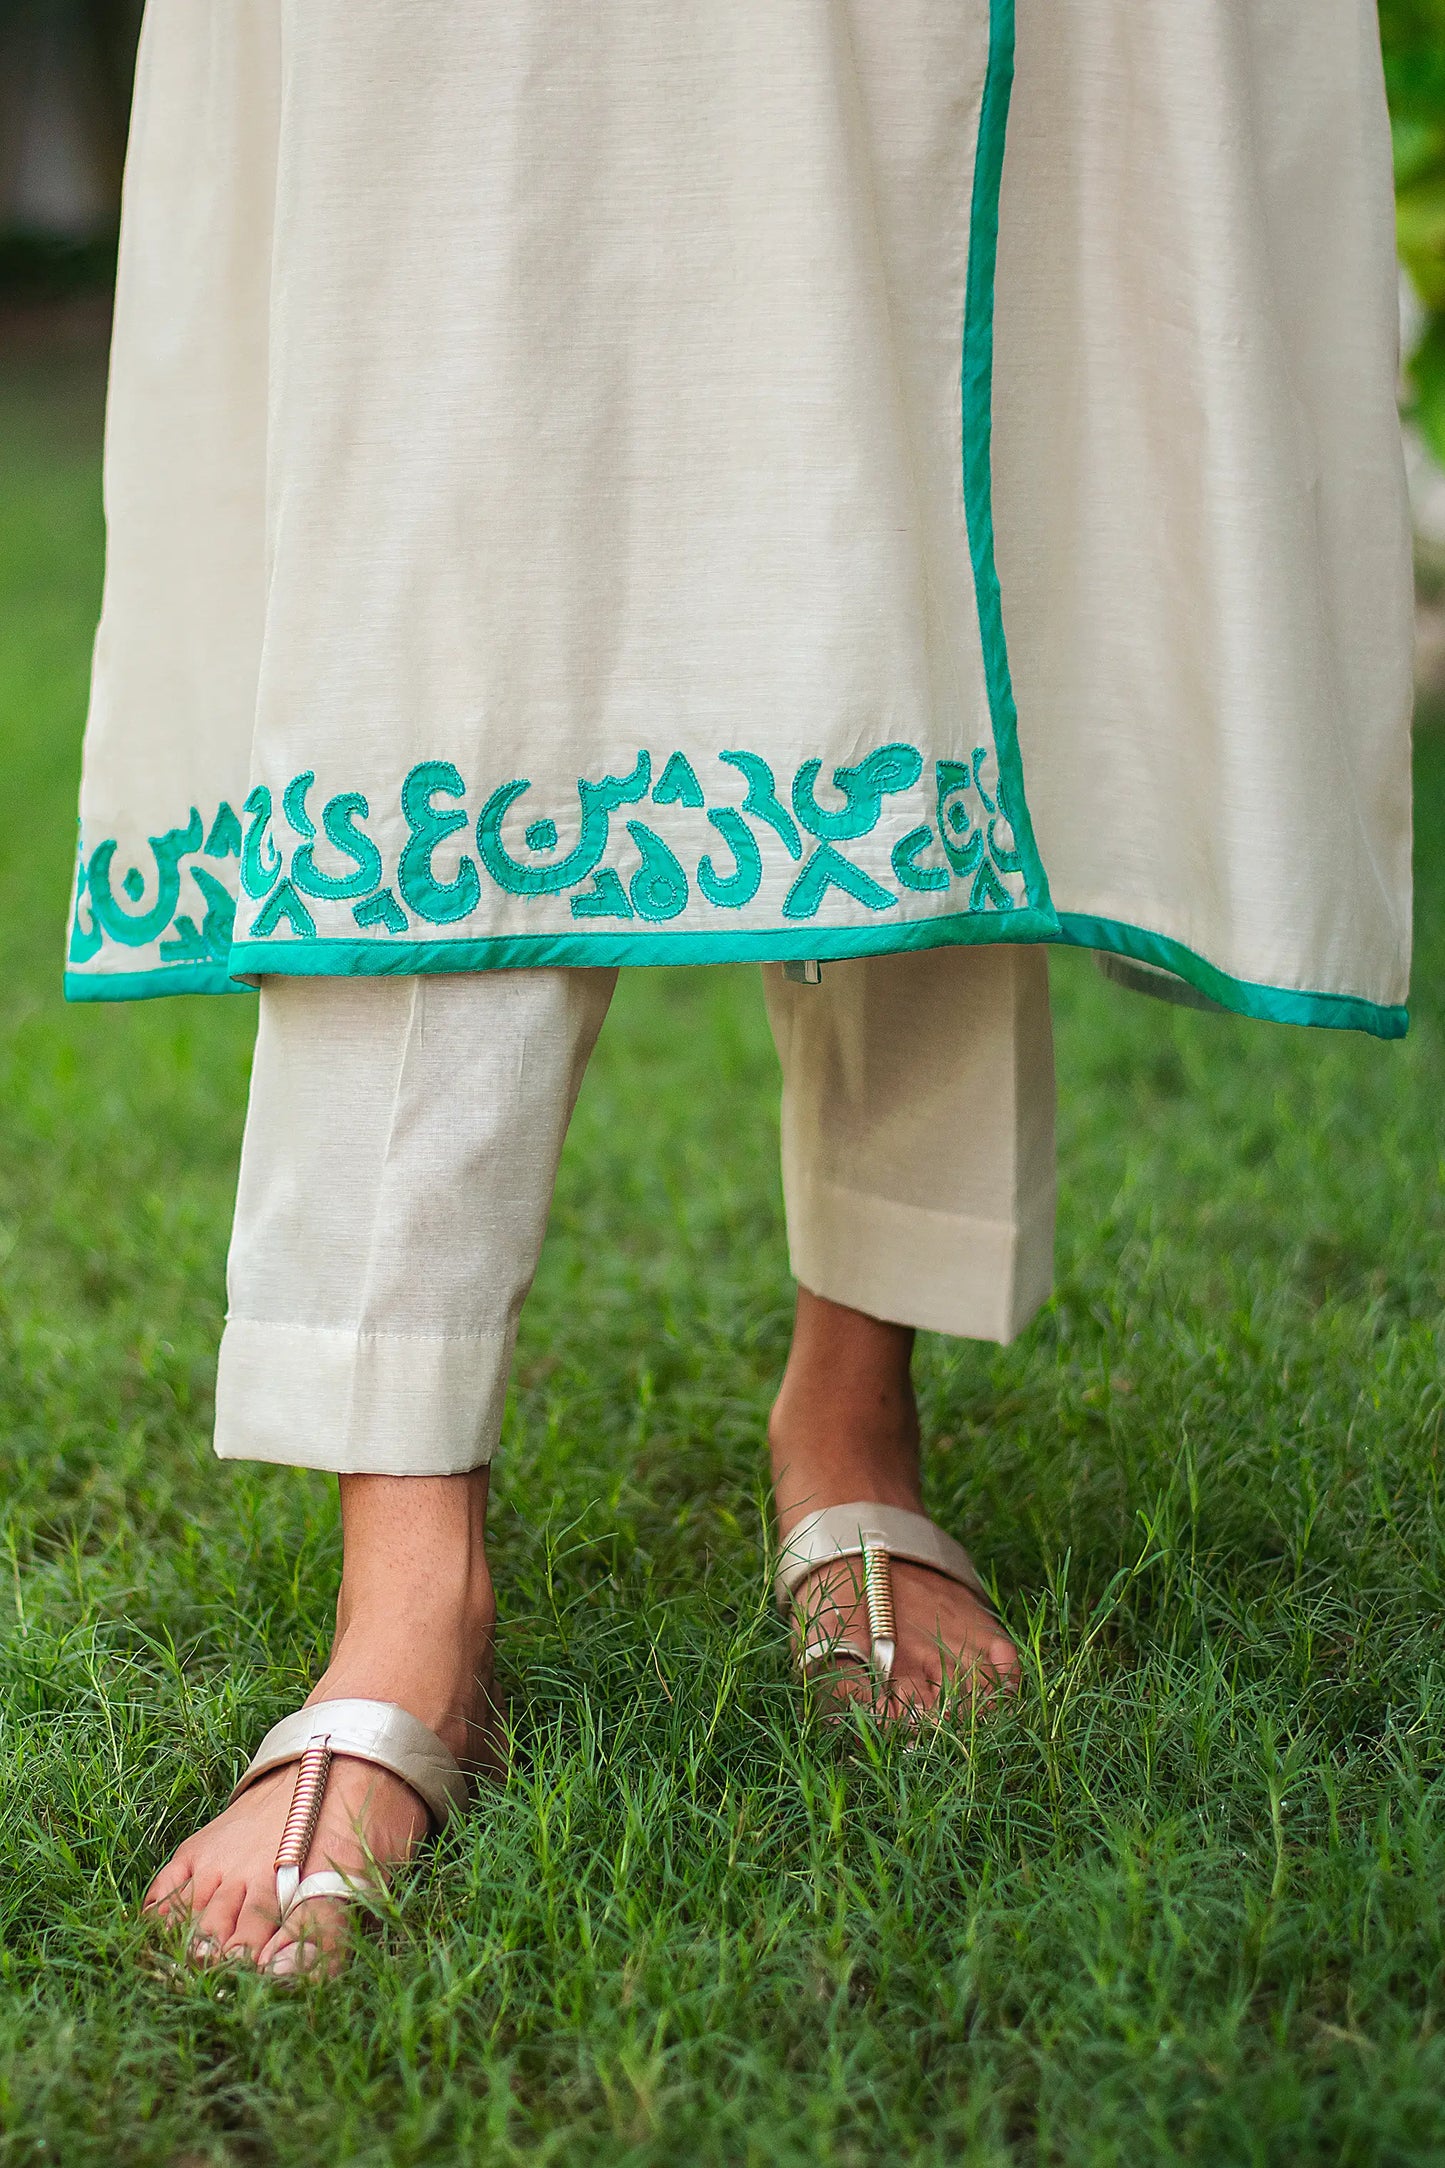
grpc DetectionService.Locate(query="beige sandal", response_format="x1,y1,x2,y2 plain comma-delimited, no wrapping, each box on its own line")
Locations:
775,1503,995,1697
230,1697,468,1923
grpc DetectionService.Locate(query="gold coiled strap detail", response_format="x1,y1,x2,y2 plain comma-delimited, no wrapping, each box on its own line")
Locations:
274,1739,332,1880
862,1542,896,1649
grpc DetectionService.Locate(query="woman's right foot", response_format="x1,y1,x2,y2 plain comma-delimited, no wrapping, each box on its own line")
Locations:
770,1289,1019,1720
143,1471,496,1976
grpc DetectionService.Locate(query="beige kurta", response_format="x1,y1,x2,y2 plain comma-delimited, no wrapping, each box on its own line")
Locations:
67,0,1413,1034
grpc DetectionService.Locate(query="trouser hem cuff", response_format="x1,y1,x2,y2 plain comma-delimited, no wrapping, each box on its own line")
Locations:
785,1177,1056,1343
213,1317,511,1474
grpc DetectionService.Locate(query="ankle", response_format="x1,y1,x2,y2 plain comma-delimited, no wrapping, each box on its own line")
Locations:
769,1437,924,1529
335,1553,495,1645
320,1583,495,1764
770,1288,922,1529
332,1468,492,1632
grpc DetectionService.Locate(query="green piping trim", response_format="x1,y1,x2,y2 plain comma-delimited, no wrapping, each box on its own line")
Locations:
961,0,1052,921
229,907,1059,982
64,963,247,1003
65,918,1406,1039
1056,914,1408,1040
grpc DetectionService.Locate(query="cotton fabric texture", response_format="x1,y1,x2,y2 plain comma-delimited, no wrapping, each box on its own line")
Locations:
217,948,1055,1474
68,0,1412,1035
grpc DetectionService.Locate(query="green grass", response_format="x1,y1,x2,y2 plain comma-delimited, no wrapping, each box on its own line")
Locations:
2,352,1445,2168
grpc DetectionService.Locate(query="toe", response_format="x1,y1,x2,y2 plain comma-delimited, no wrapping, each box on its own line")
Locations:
261,1936,305,1980
150,1862,227,1935
223,1886,286,1966
969,1629,1021,1693
188,1876,248,1961
143,1873,193,1924
144,1846,198,1917
939,1632,1018,1716
812,1670,876,1719
257,1899,352,1979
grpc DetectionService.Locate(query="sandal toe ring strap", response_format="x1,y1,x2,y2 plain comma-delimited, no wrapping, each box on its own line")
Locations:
284,1867,378,1911
230,1697,466,1920
797,1635,874,1679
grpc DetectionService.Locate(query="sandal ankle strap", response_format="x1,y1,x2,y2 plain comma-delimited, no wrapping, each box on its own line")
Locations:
775,1504,989,1612
231,1697,467,1829
775,1503,992,1691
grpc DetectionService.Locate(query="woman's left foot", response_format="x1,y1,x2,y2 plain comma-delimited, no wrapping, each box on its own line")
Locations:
769,1288,1018,1719
142,1471,495,1975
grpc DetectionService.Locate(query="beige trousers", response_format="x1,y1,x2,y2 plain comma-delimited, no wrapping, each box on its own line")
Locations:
214,949,1055,1475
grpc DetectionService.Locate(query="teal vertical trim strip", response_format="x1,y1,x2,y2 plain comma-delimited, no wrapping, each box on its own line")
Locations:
1056,913,1408,1040
961,0,1053,923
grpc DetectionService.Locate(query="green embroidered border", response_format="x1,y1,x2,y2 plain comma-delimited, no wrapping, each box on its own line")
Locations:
227,904,1060,984
1057,913,1408,1040
961,0,1052,925
64,962,245,1002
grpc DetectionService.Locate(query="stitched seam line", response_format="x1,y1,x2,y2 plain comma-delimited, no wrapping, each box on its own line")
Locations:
789,1172,1055,1239
225,1318,513,1346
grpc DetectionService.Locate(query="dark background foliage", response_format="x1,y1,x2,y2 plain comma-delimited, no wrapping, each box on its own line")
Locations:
1384,0,1445,458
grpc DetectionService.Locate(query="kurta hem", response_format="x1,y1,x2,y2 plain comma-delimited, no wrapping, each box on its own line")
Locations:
1054,916,1409,1041
64,908,1409,1040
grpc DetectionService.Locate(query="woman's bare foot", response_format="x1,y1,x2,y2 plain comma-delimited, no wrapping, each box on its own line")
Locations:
144,1471,496,1976
769,1287,1018,1720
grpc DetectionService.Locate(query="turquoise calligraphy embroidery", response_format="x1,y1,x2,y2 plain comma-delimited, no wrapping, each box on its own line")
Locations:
792,743,924,843
68,736,1026,983
783,845,897,920
625,820,689,922
68,858,102,964
570,868,634,920
892,824,951,893
718,751,802,860
251,880,317,940
935,752,1019,908
399,760,481,924
936,759,986,876
159,864,236,963
283,771,316,840
241,787,281,898
697,808,764,910
85,808,205,946
293,791,385,903
353,888,408,933
476,751,650,897
653,751,705,808
203,802,242,859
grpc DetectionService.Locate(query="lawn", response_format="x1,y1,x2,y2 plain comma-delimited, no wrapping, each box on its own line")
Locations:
2,348,1445,2168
